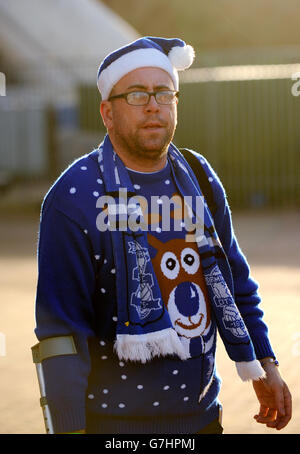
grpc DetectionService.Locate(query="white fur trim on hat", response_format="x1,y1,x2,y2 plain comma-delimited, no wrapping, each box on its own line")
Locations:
98,48,179,100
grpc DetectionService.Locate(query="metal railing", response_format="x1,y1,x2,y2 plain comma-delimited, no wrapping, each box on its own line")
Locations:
174,64,300,207
1,62,300,208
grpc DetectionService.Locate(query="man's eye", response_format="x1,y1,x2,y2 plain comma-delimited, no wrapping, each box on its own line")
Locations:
127,92,148,104
129,92,146,98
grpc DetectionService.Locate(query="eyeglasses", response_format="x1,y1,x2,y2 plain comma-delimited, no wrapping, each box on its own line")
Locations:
108,90,179,106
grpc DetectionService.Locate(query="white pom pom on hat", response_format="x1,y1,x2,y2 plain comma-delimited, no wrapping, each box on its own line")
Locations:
168,44,195,71
97,36,195,100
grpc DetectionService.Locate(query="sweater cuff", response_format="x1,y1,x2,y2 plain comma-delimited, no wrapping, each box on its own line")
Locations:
251,336,276,361
49,406,86,434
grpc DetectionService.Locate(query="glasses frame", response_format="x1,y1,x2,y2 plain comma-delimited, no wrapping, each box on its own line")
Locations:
108,90,179,106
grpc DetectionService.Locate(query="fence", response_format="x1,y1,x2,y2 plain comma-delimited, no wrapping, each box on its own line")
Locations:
1,62,300,209
0,106,48,178
175,64,300,208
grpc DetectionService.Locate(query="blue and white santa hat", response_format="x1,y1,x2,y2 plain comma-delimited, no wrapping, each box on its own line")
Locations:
97,36,195,100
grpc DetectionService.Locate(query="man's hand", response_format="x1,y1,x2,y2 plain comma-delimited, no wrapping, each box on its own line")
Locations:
252,359,292,430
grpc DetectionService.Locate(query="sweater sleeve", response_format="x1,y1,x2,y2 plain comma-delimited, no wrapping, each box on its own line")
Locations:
34,195,97,433
196,154,276,360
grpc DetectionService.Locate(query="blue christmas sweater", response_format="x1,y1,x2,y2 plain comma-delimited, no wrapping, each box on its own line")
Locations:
34,148,275,434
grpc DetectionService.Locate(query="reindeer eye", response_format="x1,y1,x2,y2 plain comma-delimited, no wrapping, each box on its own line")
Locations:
166,258,176,270
161,252,180,280
184,254,194,265
181,248,200,275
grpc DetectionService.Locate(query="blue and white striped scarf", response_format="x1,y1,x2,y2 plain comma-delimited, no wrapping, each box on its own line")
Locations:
97,134,264,382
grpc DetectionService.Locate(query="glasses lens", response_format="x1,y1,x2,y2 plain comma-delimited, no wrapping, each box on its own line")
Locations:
156,91,176,104
127,92,149,105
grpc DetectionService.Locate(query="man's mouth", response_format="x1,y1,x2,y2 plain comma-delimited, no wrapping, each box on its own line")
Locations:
142,122,164,129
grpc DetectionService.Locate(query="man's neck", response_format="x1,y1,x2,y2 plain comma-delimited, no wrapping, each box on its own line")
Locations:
117,152,168,172
109,139,169,172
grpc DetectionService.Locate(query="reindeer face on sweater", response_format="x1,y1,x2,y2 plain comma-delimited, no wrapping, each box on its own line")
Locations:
148,234,211,339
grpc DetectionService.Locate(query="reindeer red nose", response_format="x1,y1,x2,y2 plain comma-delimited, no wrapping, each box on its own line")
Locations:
174,282,199,317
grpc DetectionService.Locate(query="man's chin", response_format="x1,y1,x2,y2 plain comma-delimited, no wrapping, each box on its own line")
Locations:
137,133,172,154
138,144,168,158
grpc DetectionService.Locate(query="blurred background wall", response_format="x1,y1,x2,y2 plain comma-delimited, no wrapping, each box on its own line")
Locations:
0,0,139,208
0,0,300,211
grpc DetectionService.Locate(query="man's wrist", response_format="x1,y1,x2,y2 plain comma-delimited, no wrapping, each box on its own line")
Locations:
259,357,279,369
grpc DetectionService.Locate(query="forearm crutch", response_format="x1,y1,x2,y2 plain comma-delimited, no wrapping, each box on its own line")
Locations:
31,336,77,434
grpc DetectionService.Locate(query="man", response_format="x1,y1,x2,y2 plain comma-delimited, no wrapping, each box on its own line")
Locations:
34,37,292,434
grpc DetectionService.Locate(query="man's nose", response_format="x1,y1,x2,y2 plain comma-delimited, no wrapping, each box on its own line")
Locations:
145,93,160,111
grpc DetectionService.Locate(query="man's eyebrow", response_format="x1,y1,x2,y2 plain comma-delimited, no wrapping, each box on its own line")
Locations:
154,84,174,90
126,84,173,91
126,84,147,90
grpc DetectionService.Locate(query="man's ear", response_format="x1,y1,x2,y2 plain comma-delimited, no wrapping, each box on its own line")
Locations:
100,101,113,129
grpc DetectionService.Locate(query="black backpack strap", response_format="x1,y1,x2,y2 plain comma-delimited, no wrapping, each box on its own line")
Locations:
179,148,217,217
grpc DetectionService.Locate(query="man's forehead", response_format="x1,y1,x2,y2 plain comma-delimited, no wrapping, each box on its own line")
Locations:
114,67,175,91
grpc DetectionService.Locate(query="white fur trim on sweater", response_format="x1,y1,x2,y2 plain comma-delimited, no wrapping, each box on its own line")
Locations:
235,359,266,382
114,328,189,363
